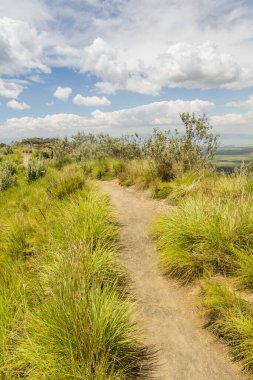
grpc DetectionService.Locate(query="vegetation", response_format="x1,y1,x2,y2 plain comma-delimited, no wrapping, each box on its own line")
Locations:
144,113,218,181
26,158,47,182
2,110,253,375
0,163,153,379
0,161,18,190
76,112,219,188
201,279,253,371
65,113,253,373
151,170,253,371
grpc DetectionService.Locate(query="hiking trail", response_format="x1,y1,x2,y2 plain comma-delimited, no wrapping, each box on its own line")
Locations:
100,180,248,380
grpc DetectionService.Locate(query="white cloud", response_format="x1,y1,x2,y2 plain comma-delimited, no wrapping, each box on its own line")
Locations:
226,95,253,109
0,79,25,98
211,113,247,126
73,94,111,106
0,1,253,96
6,99,30,110
78,38,129,91
0,99,214,138
151,41,242,89
211,110,253,134
0,17,50,75
0,2,253,89
54,86,72,102
90,99,214,128
0,0,50,25
77,38,250,95
95,81,119,95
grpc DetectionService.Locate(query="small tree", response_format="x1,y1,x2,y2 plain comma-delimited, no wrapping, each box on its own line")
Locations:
144,113,219,181
177,112,219,171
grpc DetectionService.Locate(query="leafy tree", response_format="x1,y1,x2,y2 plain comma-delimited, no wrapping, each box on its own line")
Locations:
144,113,219,180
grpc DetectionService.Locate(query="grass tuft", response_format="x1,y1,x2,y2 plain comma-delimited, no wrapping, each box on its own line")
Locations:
201,279,253,371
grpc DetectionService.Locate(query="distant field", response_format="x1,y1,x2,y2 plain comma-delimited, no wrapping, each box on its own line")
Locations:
213,145,253,170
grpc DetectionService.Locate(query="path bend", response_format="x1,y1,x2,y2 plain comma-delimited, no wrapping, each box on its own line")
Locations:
100,180,247,380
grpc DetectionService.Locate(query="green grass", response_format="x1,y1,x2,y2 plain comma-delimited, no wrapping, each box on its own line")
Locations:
0,164,154,379
234,250,253,290
152,195,253,282
201,279,253,371
46,164,85,199
152,170,253,372
118,160,157,189
151,171,202,202
82,159,118,180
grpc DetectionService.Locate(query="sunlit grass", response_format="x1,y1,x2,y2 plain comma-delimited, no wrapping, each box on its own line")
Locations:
0,164,153,379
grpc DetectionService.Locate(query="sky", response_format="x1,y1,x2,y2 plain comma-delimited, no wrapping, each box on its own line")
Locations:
0,0,253,144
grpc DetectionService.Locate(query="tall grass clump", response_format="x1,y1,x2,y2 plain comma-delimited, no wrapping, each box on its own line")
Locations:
201,279,253,371
12,187,153,379
0,165,154,379
152,195,253,283
234,250,253,290
46,165,85,199
151,171,203,202
82,159,118,180
118,159,157,188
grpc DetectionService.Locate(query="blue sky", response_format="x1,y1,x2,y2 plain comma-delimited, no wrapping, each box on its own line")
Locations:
0,0,253,143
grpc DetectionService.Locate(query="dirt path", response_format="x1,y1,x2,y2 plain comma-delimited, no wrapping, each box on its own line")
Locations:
23,153,32,167
100,181,247,380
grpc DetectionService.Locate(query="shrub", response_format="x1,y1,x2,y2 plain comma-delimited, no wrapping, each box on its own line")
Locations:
72,133,143,161
0,161,17,190
26,159,46,182
51,138,72,169
51,155,72,170
144,113,218,181
2,146,13,155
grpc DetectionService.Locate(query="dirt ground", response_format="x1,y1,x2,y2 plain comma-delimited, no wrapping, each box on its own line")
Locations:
22,152,32,167
100,180,248,380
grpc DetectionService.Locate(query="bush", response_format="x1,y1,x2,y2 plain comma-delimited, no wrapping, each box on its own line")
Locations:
26,159,46,182
2,146,13,155
144,113,218,181
0,162,17,190
72,133,143,161
51,138,72,169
